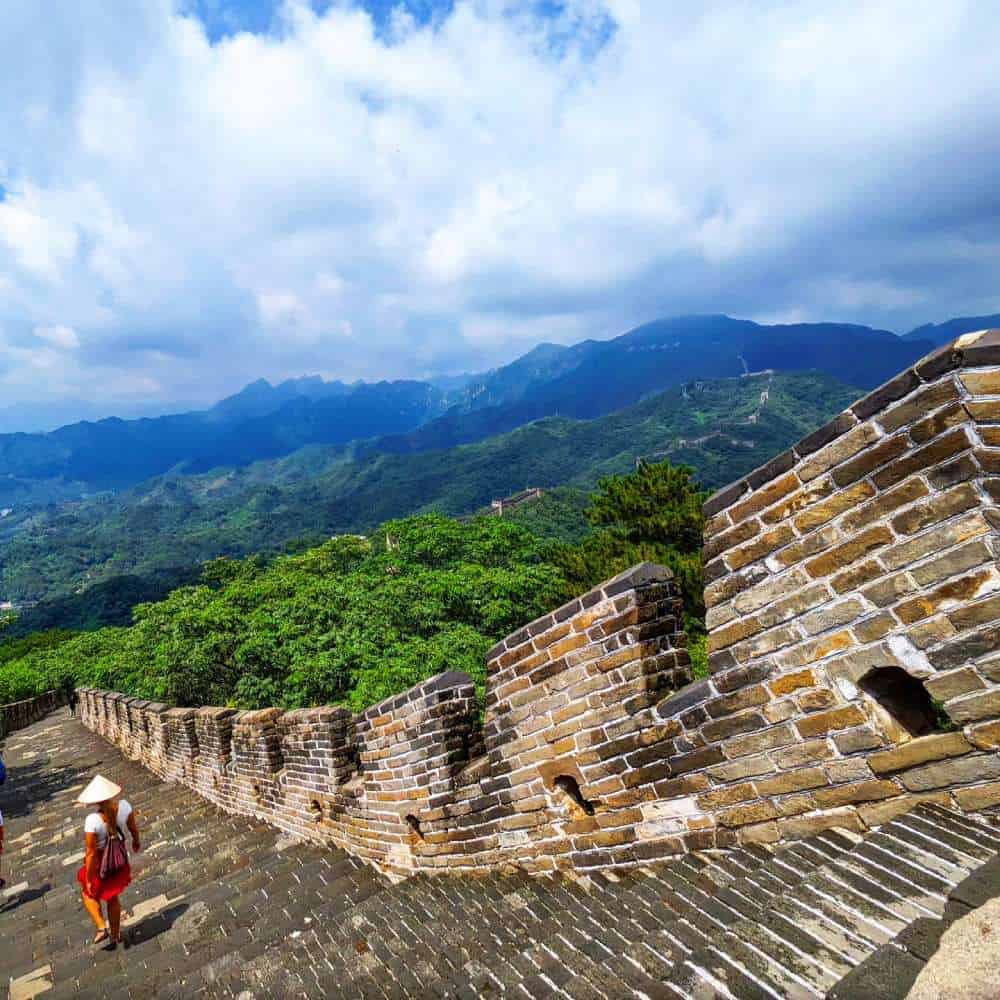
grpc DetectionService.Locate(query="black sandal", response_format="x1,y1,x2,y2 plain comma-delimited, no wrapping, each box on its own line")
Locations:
92,927,110,944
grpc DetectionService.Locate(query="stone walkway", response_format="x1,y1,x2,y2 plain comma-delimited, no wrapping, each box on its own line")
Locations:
1,710,998,999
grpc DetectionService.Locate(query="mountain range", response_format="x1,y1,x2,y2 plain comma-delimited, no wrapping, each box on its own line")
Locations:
0,313,945,509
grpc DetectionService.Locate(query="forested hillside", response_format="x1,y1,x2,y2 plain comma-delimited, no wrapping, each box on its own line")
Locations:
0,461,708,712
0,372,858,606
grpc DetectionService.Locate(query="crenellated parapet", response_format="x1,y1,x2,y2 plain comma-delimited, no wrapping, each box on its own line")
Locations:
77,563,695,874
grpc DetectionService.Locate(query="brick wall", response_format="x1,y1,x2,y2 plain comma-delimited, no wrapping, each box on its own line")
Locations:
75,331,1000,874
79,563,693,875
653,329,1000,846
0,690,63,739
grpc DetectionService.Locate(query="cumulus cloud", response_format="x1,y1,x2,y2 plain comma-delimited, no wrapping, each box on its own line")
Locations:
0,0,999,424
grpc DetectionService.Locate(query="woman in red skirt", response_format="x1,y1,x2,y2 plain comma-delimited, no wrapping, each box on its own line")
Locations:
76,774,142,949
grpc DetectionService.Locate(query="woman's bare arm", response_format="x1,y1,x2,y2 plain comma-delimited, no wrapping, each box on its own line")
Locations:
126,811,141,852
84,831,99,892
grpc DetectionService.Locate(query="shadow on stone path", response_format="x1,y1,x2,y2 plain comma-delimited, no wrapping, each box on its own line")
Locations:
2,710,999,999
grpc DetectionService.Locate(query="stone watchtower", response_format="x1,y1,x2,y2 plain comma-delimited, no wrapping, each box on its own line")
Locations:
652,329,1000,844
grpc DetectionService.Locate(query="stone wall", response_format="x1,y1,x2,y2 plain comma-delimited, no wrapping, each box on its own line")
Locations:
79,563,694,874
654,328,1000,845
0,690,63,739
76,331,1000,874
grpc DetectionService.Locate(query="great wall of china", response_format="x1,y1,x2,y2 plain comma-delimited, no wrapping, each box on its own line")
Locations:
54,330,1000,879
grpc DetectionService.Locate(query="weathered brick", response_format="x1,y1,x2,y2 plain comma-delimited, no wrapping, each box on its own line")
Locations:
701,711,767,742
959,368,1000,394
703,509,733,539
768,524,840,571
731,568,810,615
731,624,802,663
707,755,777,784
813,779,899,808
704,518,761,562
774,629,853,669
797,422,880,483
763,699,797,724
881,514,991,574
929,454,980,490
928,625,1000,671
800,597,866,636
853,612,897,643
797,689,837,712
725,524,795,571
728,471,802,524
863,571,917,608
878,379,962,433
911,539,994,590
830,433,910,488
805,527,893,580
717,800,779,828
867,732,973,775
779,807,864,838
795,705,867,738
707,616,761,653
833,726,884,754
831,559,885,595
760,478,836,526
753,583,831,632
953,781,1000,811
891,483,980,536
795,411,858,458
704,684,769,719
942,689,1000,724
947,592,1000,632
768,669,815,696
899,752,1000,792
968,720,1000,750
895,569,995,625
907,615,957,649
696,782,757,810
908,401,969,445
704,479,749,518
704,565,769,609
840,478,930,535
723,723,797,758
755,767,829,796
852,369,921,421
872,427,973,490
858,791,951,827
793,481,876,533
922,668,987,702
737,820,781,844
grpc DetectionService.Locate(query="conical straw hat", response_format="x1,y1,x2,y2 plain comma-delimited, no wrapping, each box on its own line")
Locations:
77,774,122,805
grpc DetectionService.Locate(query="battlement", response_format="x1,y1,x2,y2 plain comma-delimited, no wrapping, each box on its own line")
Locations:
73,332,1000,874
78,563,693,874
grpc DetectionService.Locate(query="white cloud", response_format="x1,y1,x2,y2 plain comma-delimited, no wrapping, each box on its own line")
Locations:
34,324,80,349
0,0,998,421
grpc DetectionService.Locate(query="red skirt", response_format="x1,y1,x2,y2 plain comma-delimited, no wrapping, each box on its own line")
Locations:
77,862,131,901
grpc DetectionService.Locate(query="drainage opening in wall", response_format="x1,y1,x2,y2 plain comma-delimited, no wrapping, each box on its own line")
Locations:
553,775,596,818
405,814,423,840
309,799,323,822
859,667,952,739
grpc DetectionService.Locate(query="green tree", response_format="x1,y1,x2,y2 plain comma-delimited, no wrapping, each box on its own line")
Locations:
553,460,706,632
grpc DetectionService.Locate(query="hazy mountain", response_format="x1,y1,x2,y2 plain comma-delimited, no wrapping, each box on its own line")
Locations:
0,313,937,509
903,313,1000,348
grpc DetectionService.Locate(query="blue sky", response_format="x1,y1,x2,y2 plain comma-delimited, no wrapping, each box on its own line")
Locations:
0,1,999,430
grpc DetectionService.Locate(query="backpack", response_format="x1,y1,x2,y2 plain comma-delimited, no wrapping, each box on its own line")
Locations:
99,816,129,879
0,753,6,786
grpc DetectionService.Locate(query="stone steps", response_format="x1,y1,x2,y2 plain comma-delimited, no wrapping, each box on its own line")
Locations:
3,712,999,999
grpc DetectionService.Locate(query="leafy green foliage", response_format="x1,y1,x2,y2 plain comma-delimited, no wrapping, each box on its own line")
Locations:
552,461,707,632
0,515,570,711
